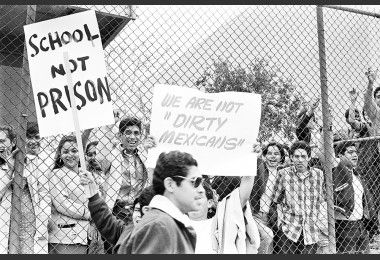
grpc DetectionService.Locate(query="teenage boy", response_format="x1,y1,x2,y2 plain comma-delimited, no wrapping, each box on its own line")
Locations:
271,141,325,254
81,150,204,254
333,141,376,254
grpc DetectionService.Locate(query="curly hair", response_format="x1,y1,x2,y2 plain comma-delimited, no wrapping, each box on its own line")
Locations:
152,151,198,195
0,125,17,152
52,135,78,170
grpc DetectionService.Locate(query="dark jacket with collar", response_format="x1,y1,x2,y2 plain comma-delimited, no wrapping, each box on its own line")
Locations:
250,158,268,215
121,207,196,254
249,158,282,228
88,193,196,254
332,162,376,220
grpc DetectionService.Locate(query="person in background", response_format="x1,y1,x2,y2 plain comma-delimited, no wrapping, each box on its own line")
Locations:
345,88,371,141
363,68,380,137
48,135,91,254
93,116,155,227
187,143,261,254
296,99,323,169
271,141,325,254
0,125,17,254
131,186,155,225
333,141,376,254
0,123,51,254
249,142,284,254
360,68,380,241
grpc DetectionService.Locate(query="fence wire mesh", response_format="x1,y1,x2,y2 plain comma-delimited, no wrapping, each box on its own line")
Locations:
1,4,380,254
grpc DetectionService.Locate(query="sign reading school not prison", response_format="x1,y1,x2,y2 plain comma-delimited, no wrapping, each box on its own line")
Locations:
24,10,114,137
147,84,261,176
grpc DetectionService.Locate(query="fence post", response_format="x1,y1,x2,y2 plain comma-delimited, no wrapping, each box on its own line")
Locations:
316,5,337,254
8,5,36,254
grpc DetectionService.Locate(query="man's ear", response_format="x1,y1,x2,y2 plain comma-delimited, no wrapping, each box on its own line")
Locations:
142,206,150,214
164,177,176,193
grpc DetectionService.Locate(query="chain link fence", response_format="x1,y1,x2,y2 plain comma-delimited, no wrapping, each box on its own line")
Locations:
1,4,380,254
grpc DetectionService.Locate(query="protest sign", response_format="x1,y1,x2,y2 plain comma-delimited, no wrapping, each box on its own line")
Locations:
24,10,114,137
147,84,261,176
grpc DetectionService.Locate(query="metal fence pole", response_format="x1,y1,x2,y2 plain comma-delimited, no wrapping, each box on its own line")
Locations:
8,5,36,254
316,5,337,254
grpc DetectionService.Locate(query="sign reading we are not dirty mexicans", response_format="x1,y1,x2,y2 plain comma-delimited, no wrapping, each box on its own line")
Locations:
24,10,114,137
147,84,261,176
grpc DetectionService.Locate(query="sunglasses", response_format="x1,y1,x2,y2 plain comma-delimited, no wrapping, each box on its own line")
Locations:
172,175,204,188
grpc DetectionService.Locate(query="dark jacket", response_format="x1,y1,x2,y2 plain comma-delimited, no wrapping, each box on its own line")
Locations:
250,158,282,228
88,193,128,251
121,208,196,254
296,113,313,144
332,162,376,220
88,193,196,254
250,158,268,214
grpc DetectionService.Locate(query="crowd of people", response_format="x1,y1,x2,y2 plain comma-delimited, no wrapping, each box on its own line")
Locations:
1,69,380,254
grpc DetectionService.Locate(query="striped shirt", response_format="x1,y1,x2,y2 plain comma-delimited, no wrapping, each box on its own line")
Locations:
272,166,325,245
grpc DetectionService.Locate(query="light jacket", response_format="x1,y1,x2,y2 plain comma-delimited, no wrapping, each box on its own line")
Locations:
0,154,51,254
48,167,90,245
211,188,260,254
103,145,148,209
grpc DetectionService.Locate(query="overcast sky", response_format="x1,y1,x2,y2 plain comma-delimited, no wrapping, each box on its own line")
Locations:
96,5,380,131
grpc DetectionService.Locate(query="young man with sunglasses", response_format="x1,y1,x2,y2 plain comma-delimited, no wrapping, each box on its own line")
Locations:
80,150,204,253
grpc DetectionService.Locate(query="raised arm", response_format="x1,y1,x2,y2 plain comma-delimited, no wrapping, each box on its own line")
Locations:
80,170,126,246
347,88,364,131
239,142,261,207
363,68,379,123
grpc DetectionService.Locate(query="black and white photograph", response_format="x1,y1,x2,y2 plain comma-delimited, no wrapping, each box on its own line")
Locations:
1,4,380,254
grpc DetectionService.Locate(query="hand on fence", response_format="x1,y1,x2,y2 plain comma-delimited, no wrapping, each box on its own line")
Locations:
143,135,157,150
365,67,378,85
349,88,358,105
79,169,99,199
252,142,262,154
310,97,320,112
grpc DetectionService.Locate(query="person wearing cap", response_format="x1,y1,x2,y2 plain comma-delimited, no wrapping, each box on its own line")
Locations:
333,141,376,254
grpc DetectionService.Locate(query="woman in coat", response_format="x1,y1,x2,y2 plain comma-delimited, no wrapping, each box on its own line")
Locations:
48,135,91,254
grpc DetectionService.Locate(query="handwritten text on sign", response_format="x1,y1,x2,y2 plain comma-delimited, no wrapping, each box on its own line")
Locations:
147,84,261,176
24,10,114,137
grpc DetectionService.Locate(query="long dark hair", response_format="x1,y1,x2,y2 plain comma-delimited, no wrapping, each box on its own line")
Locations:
52,135,79,170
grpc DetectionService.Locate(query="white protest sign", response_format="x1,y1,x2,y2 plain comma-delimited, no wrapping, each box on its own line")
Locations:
24,10,114,137
147,84,261,176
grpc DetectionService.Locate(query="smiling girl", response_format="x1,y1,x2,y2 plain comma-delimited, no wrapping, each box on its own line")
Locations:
48,135,91,254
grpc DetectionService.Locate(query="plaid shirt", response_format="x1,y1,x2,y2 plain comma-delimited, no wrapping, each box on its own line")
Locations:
272,166,325,245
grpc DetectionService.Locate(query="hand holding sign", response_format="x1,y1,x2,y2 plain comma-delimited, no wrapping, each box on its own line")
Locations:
79,169,99,199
